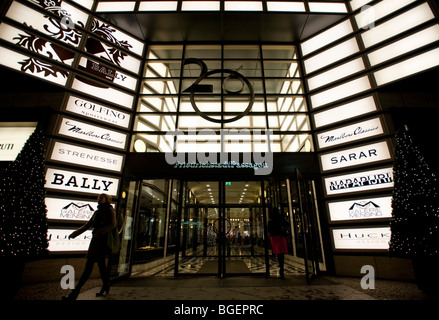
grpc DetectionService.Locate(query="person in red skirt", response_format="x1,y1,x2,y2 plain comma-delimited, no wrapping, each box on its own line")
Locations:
268,208,288,278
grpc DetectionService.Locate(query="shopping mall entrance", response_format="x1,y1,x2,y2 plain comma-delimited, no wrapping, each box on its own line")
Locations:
126,169,325,281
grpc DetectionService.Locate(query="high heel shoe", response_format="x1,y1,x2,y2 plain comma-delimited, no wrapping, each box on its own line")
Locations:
96,285,110,297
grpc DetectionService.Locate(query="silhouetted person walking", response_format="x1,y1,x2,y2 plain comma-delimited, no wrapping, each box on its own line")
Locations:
63,193,116,300
268,208,288,278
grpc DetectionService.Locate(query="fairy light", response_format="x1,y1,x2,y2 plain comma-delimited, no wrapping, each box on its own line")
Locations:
0,126,48,257
389,127,439,257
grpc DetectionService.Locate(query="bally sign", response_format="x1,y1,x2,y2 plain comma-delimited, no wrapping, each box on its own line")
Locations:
46,197,96,222
45,168,119,196
0,125,36,161
317,117,384,149
50,141,124,173
332,227,391,250
324,167,394,196
327,196,393,222
320,141,391,172
65,95,131,129
47,228,92,252
58,117,127,150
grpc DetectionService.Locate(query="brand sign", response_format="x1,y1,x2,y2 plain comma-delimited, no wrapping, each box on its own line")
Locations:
65,95,131,129
47,228,92,252
0,125,36,161
317,117,384,149
320,141,391,172
332,227,391,250
46,197,96,222
327,196,393,222
79,57,137,91
57,117,127,150
324,167,394,196
71,76,135,109
50,141,124,172
45,167,119,196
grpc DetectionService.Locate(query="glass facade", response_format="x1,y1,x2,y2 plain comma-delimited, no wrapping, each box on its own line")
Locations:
133,44,312,154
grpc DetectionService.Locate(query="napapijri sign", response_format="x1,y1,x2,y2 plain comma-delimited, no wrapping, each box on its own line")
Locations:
57,117,127,150
50,141,124,172
46,197,96,222
317,117,384,149
327,196,392,222
64,95,131,129
332,227,391,250
45,167,119,196
324,167,394,196
47,228,92,252
319,141,391,172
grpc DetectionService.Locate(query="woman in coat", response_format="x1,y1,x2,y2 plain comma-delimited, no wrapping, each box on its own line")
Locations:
63,193,116,300
268,208,288,278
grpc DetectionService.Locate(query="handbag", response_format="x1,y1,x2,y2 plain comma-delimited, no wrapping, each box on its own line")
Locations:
107,227,121,255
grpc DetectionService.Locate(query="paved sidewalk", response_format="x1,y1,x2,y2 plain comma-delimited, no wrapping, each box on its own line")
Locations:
72,275,438,301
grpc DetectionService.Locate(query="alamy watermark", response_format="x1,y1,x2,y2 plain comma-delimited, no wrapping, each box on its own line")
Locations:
165,128,274,176
360,265,375,290
60,265,75,290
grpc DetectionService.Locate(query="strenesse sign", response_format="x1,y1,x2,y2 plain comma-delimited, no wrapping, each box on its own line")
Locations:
50,141,124,173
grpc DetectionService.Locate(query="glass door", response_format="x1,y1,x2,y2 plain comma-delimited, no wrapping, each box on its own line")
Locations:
223,181,267,276
296,169,319,283
175,180,267,277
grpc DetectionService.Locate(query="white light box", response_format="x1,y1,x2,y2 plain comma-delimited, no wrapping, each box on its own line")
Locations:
46,197,96,222
317,117,384,149
47,228,92,252
45,167,119,196
0,125,36,161
57,117,128,150
332,227,391,250
50,141,125,173
324,167,394,196
64,95,131,129
327,196,393,222
319,141,391,172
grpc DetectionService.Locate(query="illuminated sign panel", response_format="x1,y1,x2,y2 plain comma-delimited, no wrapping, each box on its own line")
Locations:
332,227,391,250
0,23,75,67
317,117,384,149
92,18,144,57
312,96,377,129
78,57,138,91
57,117,128,150
319,141,391,172
71,76,135,109
0,125,36,161
7,1,88,47
64,95,131,129
324,167,394,196
50,141,124,173
46,197,96,222
327,196,392,222
0,46,69,86
45,167,119,196
47,228,92,252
